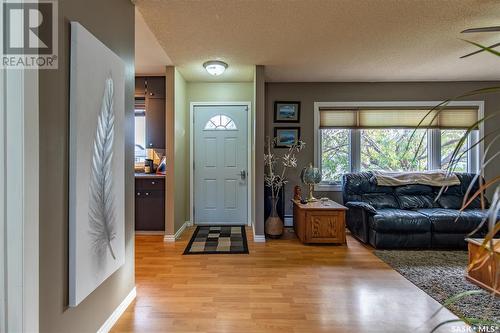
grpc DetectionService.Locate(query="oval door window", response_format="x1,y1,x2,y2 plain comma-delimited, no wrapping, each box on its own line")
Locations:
203,114,237,130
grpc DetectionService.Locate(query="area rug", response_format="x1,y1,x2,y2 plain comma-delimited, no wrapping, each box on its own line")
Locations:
374,250,500,324
183,225,249,255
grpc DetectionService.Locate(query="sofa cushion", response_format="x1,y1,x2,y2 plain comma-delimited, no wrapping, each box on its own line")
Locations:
441,173,479,195
393,184,437,209
438,194,482,210
342,172,393,203
362,193,399,209
397,195,437,210
345,201,377,214
395,184,433,195
369,230,431,249
417,208,487,233
369,209,431,232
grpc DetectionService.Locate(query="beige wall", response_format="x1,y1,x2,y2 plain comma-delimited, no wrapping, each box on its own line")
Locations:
265,81,500,216
185,82,254,222
174,69,188,232
38,0,135,332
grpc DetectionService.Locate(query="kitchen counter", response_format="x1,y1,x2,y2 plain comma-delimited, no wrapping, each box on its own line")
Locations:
134,172,165,179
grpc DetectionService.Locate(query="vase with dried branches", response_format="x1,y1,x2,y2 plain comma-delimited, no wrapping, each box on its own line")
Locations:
264,136,305,238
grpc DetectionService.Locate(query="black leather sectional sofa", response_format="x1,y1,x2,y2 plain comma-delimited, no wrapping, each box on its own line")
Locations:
342,172,490,249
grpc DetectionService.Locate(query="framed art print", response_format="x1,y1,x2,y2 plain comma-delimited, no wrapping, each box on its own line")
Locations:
69,22,125,307
274,101,300,123
274,127,301,148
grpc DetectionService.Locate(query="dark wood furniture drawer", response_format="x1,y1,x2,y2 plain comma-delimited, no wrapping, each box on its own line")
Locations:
135,178,165,191
135,190,165,231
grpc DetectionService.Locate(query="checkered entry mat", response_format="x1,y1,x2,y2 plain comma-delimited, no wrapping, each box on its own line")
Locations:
183,225,249,255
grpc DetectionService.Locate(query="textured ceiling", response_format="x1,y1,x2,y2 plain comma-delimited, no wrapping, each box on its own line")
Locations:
136,0,500,82
135,7,172,75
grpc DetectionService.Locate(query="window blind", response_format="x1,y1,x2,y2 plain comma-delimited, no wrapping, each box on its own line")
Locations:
319,107,479,129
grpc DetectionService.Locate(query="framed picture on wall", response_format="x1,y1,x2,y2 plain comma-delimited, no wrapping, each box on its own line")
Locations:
274,127,301,148
274,101,300,123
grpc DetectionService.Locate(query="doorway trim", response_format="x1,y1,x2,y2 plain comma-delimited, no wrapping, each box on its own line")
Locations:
189,101,252,226
1,68,39,332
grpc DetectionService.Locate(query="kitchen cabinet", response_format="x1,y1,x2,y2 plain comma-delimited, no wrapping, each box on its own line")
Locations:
135,76,146,97
135,176,165,231
146,76,165,98
145,98,165,149
135,76,166,149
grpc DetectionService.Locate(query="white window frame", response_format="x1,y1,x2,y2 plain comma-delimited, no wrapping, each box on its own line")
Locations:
314,101,484,192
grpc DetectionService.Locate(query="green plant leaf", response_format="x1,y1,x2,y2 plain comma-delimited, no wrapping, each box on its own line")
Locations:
430,319,464,333
442,290,485,308
462,39,500,57
429,290,485,320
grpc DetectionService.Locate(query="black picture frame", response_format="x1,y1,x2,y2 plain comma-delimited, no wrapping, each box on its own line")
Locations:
274,127,301,148
274,101,301,123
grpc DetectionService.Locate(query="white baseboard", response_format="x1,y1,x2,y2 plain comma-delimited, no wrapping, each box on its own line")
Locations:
97,287,136,333
135,230,164,235
251,221,266,242
253,233,266,243
163,221,189,242
163,234,175,242
284,215,293,227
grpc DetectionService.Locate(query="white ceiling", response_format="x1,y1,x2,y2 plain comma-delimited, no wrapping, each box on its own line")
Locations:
135,0,500,82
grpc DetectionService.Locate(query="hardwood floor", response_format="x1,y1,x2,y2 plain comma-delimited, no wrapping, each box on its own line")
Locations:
112,227,466,333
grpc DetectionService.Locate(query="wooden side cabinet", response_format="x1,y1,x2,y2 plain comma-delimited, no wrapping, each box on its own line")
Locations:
466,238,499,295
292,199,347,244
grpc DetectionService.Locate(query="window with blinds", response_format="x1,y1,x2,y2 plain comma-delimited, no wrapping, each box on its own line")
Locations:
314,103,482,188
318,107,479,129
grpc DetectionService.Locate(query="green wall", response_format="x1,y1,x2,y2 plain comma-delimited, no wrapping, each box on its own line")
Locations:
184,82,254,222
187,82,254,102
174,69,188,232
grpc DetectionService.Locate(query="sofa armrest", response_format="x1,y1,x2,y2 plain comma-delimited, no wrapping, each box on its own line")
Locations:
344,201,376,244
345,201,377,214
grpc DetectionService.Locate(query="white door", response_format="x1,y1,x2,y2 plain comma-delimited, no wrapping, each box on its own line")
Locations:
194,105,248,224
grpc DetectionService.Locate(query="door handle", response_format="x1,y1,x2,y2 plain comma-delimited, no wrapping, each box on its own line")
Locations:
240,170,246,180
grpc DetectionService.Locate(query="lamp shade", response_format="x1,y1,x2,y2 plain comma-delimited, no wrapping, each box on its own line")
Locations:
300,163,322,185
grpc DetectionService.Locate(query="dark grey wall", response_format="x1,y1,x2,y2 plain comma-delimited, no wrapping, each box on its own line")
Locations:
39,0,135,332
265,82,500,215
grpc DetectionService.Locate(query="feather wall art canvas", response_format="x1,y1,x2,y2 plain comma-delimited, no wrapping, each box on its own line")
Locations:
69,22,125,307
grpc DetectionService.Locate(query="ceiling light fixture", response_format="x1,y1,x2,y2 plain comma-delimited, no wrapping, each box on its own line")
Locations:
203,60,228,76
